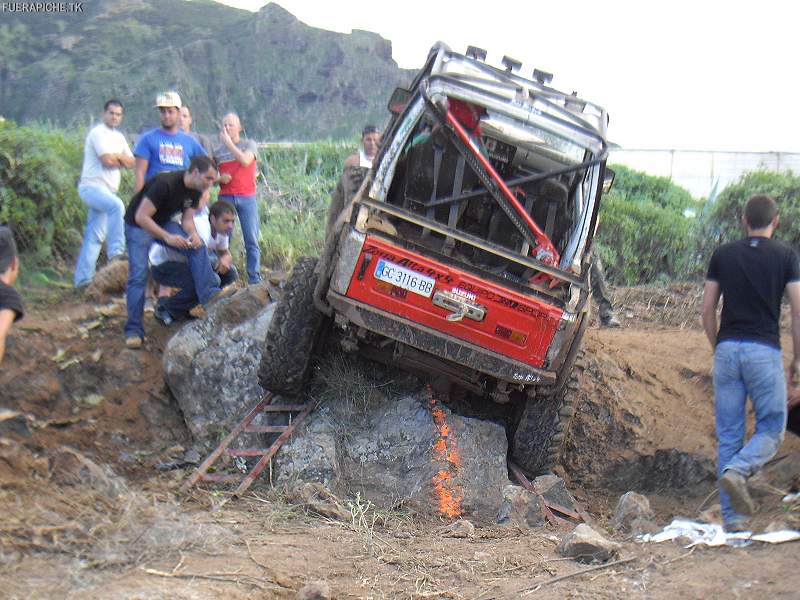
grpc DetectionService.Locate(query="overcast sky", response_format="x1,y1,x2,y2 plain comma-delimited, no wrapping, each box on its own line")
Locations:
211,0,797,153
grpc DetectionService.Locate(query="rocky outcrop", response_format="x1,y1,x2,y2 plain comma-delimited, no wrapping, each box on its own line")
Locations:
162,285,273,447
3,1,412,140
275,380,511,520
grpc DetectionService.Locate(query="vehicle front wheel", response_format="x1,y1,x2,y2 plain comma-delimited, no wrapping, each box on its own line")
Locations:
258,256,325,395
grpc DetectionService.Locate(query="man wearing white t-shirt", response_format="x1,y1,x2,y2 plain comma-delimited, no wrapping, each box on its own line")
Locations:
74,100,135,288
149,199,237,325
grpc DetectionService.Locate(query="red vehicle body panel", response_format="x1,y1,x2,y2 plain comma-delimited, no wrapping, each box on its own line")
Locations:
344,236,563,368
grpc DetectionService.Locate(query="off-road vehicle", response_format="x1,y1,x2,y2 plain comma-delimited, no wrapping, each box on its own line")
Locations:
259,43,612,475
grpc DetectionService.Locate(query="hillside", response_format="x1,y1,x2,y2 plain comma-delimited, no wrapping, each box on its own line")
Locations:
0,0,413,139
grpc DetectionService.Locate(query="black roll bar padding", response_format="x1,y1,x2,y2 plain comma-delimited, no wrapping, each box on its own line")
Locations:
422,148,609,210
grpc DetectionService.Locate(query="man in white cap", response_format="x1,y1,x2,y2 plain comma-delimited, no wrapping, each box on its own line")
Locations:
133,91,207,193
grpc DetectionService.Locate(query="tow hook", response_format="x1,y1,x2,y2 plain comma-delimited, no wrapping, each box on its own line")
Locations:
432,290,486,322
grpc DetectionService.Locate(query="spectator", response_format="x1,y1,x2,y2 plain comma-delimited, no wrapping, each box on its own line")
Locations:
73,99,135,288
0,226,23,364
179,104,213,155
133,91,207,193
344,124,381,169
326,125,381,242
591,258,621,327
123,156,224,348
212,112,261,284
701,193,800,531
149,199,238,325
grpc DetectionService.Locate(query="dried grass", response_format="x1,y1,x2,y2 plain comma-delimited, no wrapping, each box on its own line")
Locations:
312,353,394,416
611,283,704,330
0,481,232,570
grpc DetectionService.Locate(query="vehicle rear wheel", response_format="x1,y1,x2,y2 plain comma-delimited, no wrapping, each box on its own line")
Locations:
510,352,585,475
258,256,325,395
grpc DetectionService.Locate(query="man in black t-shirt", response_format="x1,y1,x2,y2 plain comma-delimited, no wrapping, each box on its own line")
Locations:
701,193,800,531
123,155,222,348
0,226,23,364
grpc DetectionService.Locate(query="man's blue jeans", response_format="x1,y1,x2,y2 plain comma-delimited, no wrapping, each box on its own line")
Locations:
152,258,236,318
124,221,221,338
220,194,261,284
714,340,787,524
74,184,126,287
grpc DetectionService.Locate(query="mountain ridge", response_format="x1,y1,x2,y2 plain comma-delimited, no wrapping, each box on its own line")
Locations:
0,0,414,140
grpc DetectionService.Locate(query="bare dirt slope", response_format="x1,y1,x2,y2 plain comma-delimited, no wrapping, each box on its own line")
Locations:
2,287,800,599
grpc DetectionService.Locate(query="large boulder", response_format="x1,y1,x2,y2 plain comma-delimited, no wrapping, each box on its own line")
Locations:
275,380,511,520
162,285,273,447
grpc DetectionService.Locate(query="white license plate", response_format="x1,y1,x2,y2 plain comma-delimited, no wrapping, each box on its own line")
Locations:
374,259,436,297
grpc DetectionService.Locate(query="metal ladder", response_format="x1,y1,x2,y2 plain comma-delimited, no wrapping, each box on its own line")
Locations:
181,393,314,497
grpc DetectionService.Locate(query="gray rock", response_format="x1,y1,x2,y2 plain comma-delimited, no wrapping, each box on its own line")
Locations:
557,523,621,563
438,519,476,538
0,408,30,437
630,516,660,535
182,448,201,464
285,482,350,521
296,581,331,600
162,285,273,447
611,491,655,532
532,474,578,513
277,384,511,519
497,484,546,528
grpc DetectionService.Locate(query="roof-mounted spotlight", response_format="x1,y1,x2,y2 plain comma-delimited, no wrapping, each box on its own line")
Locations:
533,69,553,85
501,55,522,73
466,46,487,61
565,91,586,112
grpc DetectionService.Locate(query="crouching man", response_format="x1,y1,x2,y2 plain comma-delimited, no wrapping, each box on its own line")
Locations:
123,156,224,348
149,199,238,325
701,193,800,531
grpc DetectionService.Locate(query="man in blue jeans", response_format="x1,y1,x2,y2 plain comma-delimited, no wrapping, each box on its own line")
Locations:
74,99,135,288
123,156,223,348
149,200,238,324
701,193,800,531
212,112,261,284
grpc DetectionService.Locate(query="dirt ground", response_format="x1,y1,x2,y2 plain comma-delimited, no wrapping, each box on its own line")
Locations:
2,284,800,599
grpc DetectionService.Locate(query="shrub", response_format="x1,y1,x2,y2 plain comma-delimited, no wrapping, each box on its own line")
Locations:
596,195,699,285
596,164,700,284
0,119,85,260
608,164,695,211
704,170,800,248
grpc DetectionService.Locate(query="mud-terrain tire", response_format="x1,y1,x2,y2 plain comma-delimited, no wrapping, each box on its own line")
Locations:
258,257,324,395
511,352,586,475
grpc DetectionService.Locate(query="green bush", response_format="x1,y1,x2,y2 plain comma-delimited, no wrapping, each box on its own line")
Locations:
704,170,800,248
608,164,695,211
596,195,698,285
596,164,700,285
0,119,85,260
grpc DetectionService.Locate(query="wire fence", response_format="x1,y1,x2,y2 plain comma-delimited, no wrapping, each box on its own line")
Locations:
609,149,800,200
